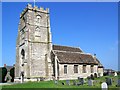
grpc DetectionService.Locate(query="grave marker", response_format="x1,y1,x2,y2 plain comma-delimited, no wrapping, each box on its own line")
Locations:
114,72,117,76
88,79,93,86
54,80,58,84
78,78,84,85
66,80,70,85
101,82,108,90
73,80,77,85
117,79,120,87
106,78,112,86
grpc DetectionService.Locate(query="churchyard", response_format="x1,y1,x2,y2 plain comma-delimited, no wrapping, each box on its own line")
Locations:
2,76,120,89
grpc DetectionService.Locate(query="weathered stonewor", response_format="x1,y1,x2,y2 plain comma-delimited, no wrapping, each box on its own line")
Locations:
15,3,52,82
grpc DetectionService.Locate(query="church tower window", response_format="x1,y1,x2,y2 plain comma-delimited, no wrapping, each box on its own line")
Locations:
21,49,25,60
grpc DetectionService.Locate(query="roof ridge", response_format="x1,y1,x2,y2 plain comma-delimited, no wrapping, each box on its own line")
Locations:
53,44,80,49
53,50,93,56
53,50,82,53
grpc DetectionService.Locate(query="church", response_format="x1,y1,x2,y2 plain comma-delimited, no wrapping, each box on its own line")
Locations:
15,4,104,82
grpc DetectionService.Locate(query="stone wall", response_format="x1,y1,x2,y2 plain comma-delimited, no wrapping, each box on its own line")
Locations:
58,64,99,80
98,67,104,77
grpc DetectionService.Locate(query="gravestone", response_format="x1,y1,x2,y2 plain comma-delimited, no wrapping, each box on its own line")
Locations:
88,79,93,86
101,82,108,90
117,79,120,87
66,80,70,85
37,77,41,82
73,80,77,85
40,77,44,81
54,80,58,84
114,72,117,76
78,78,84,85
106,78,112,86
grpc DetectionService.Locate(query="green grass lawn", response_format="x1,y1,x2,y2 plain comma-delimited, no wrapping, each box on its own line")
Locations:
2,76,120,89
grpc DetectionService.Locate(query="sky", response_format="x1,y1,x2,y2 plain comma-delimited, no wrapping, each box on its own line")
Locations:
2,2,118,70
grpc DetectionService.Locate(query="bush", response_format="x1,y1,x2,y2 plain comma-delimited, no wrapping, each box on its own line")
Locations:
10,67,15,82
117,71,120,75
1,67,7,83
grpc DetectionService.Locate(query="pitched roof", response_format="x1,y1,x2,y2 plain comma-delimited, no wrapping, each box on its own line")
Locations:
54,51,98,64
53,45,83,52
95,58,104,68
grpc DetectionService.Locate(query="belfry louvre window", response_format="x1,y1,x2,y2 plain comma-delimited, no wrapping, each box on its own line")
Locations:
83,65,86,73
74,65,78,73
64,65,67,74
91,65,94,73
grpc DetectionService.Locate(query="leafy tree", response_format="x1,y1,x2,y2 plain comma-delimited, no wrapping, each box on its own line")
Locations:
10,67,15,82
1,67,7,83
0,68,2,82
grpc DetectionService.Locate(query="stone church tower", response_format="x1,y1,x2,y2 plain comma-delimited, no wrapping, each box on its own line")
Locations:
15,4,52,81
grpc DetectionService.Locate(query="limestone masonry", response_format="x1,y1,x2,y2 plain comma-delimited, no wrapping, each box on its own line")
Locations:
15,4,104,82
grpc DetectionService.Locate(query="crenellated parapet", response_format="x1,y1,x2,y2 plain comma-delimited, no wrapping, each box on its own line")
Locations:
20,3,49,18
